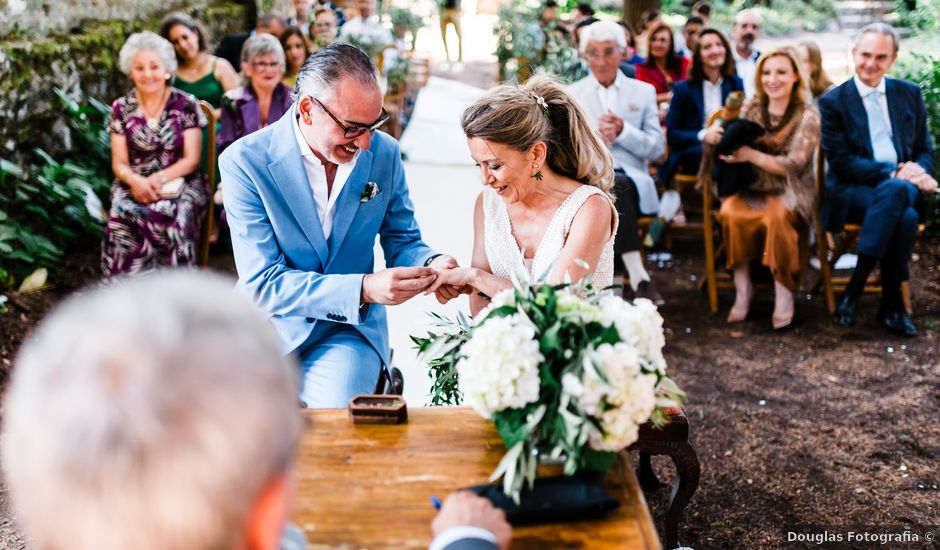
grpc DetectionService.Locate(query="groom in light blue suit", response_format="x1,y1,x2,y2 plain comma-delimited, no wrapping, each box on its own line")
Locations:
220,44,458,407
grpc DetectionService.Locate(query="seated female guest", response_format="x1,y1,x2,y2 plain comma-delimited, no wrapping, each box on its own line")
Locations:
635,22,690,106
427,75,618,316
662,28,743,186
160,12,239,116
218,34,294,154
281,26,312,88
310,7,339,48
716,47,820,329
104,32,209,276
797,40,834,102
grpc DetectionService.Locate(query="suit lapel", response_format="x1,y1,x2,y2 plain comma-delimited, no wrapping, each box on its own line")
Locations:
885,78,904,160
691,85,705,121
267,113,329,266
844,81,872,157
326,149,374,264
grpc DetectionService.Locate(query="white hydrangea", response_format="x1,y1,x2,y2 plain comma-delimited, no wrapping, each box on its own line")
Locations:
556,291,603,324
457,313,543,418
574,343,659,452
597,295,667,373
474,289,517,324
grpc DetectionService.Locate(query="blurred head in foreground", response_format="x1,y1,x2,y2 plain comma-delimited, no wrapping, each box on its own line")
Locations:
2,271,301,550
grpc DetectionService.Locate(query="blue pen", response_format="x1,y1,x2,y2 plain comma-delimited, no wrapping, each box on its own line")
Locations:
430,495,442,510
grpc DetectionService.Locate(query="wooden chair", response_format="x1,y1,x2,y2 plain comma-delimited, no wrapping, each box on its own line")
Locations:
382,84,407,139
407,54,431,88
701,111,817,313
197,100,218,268
628,407,700,550
812,161,923,315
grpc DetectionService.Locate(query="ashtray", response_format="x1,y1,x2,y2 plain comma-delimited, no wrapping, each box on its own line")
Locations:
348,394,408,424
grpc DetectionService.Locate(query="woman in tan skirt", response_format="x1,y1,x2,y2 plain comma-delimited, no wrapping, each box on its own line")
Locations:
709,47,820,329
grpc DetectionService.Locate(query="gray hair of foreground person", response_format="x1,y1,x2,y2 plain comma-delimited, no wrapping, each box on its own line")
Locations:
291,42,378,103
854,22,899,54
118,31,179,76
1,271,302,550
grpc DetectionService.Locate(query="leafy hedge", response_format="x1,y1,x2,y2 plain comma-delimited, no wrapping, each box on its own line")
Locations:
894,53,940,235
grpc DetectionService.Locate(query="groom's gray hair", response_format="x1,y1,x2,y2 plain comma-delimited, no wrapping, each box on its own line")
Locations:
2,270,301,550
292,42,378,103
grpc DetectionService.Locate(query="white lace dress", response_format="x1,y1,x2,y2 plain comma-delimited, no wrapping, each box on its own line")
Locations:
482,185,617,289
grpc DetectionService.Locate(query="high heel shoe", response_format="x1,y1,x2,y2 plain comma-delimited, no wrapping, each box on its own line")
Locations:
772,287,795,330
726,288,753,323
772,311,794,330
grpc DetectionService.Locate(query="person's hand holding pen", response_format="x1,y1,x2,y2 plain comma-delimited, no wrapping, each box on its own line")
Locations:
431,492,512,550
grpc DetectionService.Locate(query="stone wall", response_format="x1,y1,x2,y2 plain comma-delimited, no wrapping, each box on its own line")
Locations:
0,2,246,163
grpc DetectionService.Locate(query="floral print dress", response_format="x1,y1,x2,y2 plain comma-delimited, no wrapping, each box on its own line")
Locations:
102,88,209,276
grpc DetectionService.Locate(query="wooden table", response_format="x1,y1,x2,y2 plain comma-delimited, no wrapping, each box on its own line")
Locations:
293,407,662,549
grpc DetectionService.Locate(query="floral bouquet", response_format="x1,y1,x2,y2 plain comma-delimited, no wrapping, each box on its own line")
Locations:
412,280,685,501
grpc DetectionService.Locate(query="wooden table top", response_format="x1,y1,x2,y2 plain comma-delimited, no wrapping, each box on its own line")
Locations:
293,406,662,550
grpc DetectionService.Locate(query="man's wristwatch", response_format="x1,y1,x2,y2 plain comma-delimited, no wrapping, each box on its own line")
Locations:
423,253,442,267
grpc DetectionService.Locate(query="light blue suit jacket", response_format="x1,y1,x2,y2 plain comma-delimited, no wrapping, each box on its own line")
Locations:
219,108,435,363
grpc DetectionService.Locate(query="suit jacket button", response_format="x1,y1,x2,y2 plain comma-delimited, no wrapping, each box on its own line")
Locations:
306,317,314,323
338,316,347,322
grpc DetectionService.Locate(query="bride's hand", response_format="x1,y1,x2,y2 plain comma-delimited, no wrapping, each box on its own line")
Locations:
426,267,476,303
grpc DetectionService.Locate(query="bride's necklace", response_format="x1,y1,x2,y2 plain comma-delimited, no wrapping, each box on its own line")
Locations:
137,87,170,131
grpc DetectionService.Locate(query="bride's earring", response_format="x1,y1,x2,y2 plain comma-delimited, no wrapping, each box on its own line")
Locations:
532,163,543,181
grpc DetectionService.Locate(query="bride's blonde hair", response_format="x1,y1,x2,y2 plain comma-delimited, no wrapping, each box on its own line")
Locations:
461,74,614,196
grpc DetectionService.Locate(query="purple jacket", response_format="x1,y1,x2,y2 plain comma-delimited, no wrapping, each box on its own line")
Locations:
218,82,294,154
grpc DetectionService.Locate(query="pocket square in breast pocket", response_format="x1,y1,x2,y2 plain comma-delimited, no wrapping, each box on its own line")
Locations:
360,182,380,203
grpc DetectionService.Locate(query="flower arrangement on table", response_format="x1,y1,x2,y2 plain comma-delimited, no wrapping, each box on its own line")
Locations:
412,279,685,501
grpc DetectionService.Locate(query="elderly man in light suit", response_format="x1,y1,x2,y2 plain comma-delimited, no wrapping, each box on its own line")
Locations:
569,19,666,304
221,43,459,407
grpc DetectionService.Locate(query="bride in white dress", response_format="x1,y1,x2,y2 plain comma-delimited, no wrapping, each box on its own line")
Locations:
428,75,619,316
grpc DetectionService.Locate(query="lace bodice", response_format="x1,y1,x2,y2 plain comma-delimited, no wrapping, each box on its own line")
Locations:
482,185,616,289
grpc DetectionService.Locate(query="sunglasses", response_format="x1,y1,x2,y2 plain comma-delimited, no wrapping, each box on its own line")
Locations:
311,97,389,139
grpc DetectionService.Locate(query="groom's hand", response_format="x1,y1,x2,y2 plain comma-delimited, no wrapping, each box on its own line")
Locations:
361,267,437,305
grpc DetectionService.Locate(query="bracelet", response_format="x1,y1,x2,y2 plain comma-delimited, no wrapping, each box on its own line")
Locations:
117,166,131,182
158,171,167,184
423,253,442,267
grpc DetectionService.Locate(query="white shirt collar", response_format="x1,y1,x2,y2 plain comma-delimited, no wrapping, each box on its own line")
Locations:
291,105,359,166
589,69,627,91
703,77,724,89
853,74,886,97
733,48,759,63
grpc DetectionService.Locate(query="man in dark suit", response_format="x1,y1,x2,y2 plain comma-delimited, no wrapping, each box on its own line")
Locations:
820,23,938,336
1,272,511,550
662,27,744,187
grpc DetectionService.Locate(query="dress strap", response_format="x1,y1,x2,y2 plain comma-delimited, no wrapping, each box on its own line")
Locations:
211,57,218,72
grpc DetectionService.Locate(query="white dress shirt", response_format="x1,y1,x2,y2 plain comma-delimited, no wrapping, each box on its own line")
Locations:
292,107,360,239
339,16,393,44
695,77,724,142
733,48,759,97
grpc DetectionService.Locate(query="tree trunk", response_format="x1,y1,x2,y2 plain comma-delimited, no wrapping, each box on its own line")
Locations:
622,0,660,31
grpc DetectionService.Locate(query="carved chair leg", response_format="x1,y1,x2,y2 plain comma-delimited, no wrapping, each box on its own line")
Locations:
664,441,701,550
636,451,662,492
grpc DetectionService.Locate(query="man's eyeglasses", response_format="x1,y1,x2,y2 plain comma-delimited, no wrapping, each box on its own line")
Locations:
312,97,389,139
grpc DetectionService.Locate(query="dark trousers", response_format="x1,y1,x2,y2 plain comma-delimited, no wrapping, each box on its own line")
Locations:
613,171,645,255
658,144,703,188
844,178,920,284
